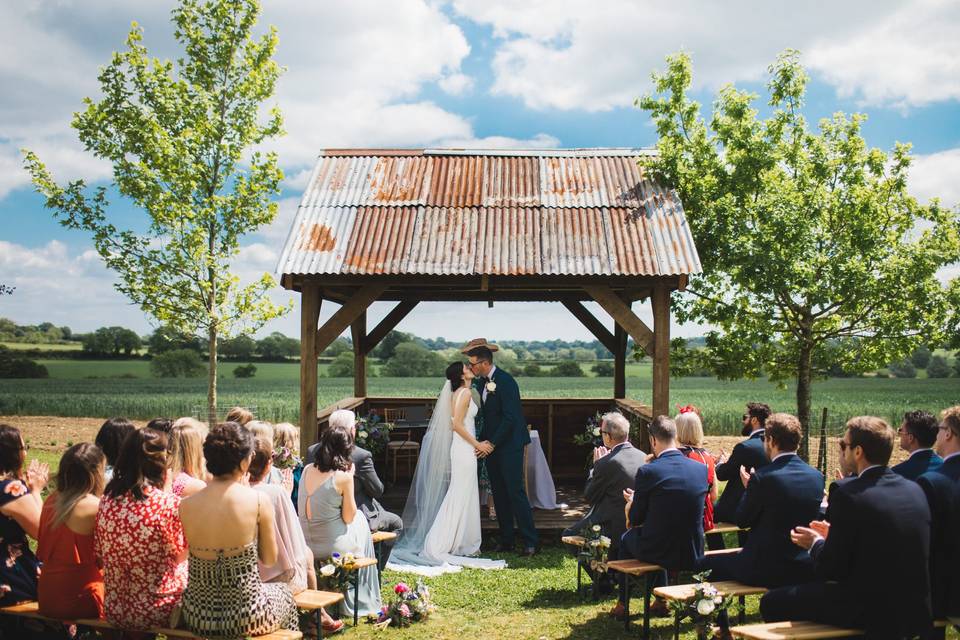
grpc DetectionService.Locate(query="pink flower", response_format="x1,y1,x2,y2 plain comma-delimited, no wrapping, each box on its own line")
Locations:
394,582,410,595
399,604,411,618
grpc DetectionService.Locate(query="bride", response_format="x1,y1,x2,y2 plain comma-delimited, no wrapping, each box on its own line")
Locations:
386,362,507,576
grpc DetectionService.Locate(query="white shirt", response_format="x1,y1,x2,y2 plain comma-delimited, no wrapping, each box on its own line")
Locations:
482,365,497,401
656,447,679,458
908,447,934,458
943,451,960,462
772,452,797,462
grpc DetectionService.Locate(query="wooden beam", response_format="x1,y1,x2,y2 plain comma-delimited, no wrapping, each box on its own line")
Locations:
299,283,321,459
584,284,655,355
315,284,388,356
614,324,627,399
362,300,418,356
561,300,617,353
351,311,367,397
651,285,671,419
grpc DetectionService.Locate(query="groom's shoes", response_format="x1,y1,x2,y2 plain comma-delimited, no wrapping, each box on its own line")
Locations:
519,546,539,557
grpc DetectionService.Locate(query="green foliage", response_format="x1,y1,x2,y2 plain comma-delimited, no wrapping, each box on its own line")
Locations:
220,335,257,359
0,345,49,378
81,326,142,356
22,0,291,420
551,361,585,377
523,363,545,377
591,361,615,377
374,331,413,361
327,351,355,378
150,349,205,378
910,346,933,369
232,363,257,378
926,355,952,379
257,332,299,360
637,49,960,437
0,317,73,345
382,342,445,377
148,325,204,355
888,359,917,379
323,337,352,357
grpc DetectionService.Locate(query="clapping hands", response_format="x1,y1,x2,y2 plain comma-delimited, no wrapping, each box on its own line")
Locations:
790,520,830,550
593,446,610,463
26,459,49,494
739,465,754,488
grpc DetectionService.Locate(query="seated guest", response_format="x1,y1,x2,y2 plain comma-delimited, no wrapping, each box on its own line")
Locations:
95,428,188,631
146,417,174,433
917,406,960,621
613,416,707,619
168,421,207,497
38,443,106,619
714,402,771,524
249,437,344,636
700,412,824,590
892,410,943,480
562,411,645,591
300,423,381,619
676,408,717,534
94,417,136,481
248,420,284,486
226,406,255,426
309,409,403,570
0,424,48,606
274,421,304,498
761,416,932,639
173,416,208,438
179,423,299,638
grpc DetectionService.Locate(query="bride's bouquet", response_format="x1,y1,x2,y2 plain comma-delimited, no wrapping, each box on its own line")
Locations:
374,580,434,630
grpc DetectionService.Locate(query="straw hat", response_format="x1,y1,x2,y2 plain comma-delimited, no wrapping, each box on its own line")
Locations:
460,338,500,354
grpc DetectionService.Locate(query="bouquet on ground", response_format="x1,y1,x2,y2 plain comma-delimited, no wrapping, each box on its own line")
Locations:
577,523,612,573
667,570,733,640
355,411,393,457
316,552,358,593
374,580,434,629
271,445,302,470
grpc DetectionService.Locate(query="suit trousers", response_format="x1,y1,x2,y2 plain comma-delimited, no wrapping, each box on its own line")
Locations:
371,509,403,570
486,446,538,548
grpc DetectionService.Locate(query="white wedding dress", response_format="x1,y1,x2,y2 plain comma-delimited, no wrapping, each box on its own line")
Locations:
386,385,507,576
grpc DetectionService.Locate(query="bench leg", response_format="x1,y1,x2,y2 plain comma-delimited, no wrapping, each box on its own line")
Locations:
318,608,323,639
673,609,681,640
576,560,582,599
738,594,745,625
622,574,631,632
375,541,383,588
354,576,360,627
643,573,651,640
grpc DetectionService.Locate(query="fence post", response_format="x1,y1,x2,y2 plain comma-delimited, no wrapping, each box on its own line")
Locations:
816,408,828,475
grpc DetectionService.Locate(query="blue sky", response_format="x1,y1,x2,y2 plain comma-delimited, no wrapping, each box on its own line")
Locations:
1,0,958,342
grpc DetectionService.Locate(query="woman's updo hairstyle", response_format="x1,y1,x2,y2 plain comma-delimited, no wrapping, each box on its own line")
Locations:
313,424,354,472
104,428,169,501
203,421,253,477
445,361,466,390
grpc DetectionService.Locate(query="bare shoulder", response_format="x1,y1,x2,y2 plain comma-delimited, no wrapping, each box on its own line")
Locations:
72,494,101,518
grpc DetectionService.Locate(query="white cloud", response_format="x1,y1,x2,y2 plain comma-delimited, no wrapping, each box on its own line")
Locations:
437,132,560,149
438,72,474,96
910,147,960,207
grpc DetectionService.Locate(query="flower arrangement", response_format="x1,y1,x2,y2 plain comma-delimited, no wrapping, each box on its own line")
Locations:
271,445,302,470
573,412,605,448
667,570,733,640
355,411,393,457
374,580,434,629
316,552,358,593
577,523,612,573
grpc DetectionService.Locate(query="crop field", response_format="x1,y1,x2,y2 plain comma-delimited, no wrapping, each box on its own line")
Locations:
0,359,956,433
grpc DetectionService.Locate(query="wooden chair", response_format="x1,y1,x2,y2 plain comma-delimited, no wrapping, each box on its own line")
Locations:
386,425,419,483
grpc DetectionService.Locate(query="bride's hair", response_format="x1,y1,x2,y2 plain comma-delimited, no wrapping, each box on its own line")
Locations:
446,361,466,389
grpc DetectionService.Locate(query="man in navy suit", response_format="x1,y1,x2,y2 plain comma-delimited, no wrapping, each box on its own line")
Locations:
761,416,932,639
699,412,824,587
611,415,707,618
917,406,960,621
892,409,943,480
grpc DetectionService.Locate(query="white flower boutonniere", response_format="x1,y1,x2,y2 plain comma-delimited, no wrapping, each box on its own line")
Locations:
485,381,497,394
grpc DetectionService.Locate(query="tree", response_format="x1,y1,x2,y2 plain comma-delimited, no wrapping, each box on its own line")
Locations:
24,0,289,424
888,359,917,379
327,351,355,378
910,346,933,370
523,363,544,377
233,363,257,378
220,335,257,359
0,285,14,296
257,332,299,360
381,342,445,377
638,50,960,455
373,330,412,361
150,348,205,378
591,361,615,377
0,346,49,378
926,355,952,379
954,352,960,377
323,337,352,358
551,361,585,377
148,325,203,355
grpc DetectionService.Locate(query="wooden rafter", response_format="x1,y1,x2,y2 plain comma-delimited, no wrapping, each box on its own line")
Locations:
561,300,617,353
314,284,388,356
584,284,655,355
361,300,419,355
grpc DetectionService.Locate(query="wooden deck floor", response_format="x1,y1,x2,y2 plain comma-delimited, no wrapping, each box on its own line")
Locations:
381,482,589,533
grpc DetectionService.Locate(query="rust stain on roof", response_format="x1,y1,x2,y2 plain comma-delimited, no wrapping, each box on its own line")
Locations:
299,223,337,252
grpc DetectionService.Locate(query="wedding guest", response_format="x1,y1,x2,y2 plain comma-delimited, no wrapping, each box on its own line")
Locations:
95,428,188,631
917,406,960,620
94,417,135,482
226,406,254,426
146,417,174,433
173,416,208,438
300,423,381,619
274,421,303,496
562,411,645,593
676,407,717,534
892,410,942,480
249,437,344,635
168,421,207,497
179,423,299,638
712,402,770,548
37,443,106,619
309,409,403,570
0,424,48,606
613,416,707,619
761,416,932,639
248,421,284,486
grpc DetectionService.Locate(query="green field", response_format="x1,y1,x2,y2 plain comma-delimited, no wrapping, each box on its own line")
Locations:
1,359,956,433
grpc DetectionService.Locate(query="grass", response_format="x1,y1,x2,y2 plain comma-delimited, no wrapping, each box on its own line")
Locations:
1,341,83,351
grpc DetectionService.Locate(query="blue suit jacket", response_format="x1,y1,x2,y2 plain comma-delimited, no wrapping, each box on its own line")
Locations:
731,453,824,586
478,367,529,451
714,430,769,522
917,455,960,618
892,448,943,481
621,449,707,570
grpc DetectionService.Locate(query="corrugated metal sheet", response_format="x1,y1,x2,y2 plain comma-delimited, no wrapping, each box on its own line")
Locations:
276,149,702,277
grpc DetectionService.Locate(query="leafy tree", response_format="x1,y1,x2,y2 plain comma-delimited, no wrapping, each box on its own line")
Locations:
148,325,203,355
24,0,289,424
591,361,615,377
220,335,257,360
910,346,933,370
523,363,544,377
150,349,206,378
551,361,585,377
888,359,917,379
232,363,257,378
382,342,444,377
0,285,14,296
327,351,355,378
323,337,352,358
638,50,960,454
0,346,49,378
954,352,960,377
373,330,412,361
572,347,598,361
926,355,952,379
257,332,299,360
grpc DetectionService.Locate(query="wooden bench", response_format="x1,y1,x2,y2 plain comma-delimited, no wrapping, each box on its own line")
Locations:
294,589,345,639
0,601,302,639
732,619,954,639
338,556,379,626
607,559,665,639
561,535,602,600
704,546,743,557
371,530,398,585
712,522,745,534
655,580,768,639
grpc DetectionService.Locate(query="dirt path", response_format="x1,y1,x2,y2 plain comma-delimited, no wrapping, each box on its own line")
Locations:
1,415,148,453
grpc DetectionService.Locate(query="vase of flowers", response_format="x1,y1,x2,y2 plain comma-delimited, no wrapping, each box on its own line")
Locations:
355,411,393,457
577,523,612,574
667,571,732,640
375,580,434,629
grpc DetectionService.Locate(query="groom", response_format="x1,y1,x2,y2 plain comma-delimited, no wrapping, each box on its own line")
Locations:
463,338,539,556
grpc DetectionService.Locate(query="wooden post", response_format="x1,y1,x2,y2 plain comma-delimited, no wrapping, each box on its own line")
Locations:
651,284,671,419
614,324,627,399
300,282,321,459
351,311,367,397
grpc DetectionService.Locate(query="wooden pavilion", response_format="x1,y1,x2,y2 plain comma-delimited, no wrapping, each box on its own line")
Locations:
277,148,701,480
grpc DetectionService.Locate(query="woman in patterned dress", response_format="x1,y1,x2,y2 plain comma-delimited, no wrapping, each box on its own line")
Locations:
0,423,48,606
95,427,189,630
179,422,298,639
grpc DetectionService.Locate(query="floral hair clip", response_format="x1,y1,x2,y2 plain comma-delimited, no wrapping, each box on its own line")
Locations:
677,404,696,415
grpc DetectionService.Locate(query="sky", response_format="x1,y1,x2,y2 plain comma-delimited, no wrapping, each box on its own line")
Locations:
1,0,959,343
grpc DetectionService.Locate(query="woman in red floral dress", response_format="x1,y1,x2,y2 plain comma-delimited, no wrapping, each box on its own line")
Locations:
95,427,188,630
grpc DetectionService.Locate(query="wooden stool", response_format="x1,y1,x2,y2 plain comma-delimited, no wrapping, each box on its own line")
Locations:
607,559,664,639
730,621,861,639
655,580,768,639
294,589,345,639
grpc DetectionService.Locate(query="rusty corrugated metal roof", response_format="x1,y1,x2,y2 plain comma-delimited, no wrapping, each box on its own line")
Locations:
276,149,701,277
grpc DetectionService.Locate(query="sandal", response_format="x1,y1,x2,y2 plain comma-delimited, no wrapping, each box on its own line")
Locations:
322,619,345,635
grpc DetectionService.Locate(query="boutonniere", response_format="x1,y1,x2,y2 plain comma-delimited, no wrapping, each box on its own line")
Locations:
485,381,497,394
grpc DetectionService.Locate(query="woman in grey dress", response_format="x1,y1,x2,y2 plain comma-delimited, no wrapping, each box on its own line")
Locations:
298,424,381,619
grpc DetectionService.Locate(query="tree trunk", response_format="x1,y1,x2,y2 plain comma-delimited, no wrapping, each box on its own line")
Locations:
208,323,218,427
796,340,813,461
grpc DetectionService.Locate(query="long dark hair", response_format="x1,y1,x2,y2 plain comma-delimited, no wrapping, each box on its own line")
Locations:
53,443,106,527
95,417,136,467
446,361,466,390
0,424,24,476
104,428,169,501
313,424,354,472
